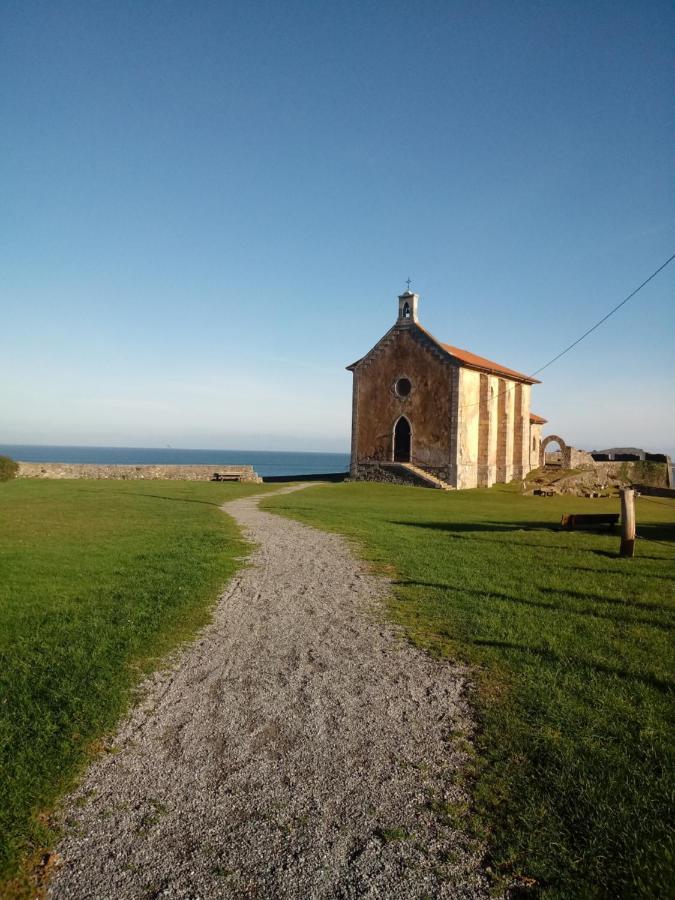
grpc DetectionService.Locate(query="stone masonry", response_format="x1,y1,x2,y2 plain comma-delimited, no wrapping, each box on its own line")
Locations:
17,463,262,482
347,291,545,490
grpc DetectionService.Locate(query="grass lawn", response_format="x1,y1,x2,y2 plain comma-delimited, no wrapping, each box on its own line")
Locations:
0,478,276,889
264,482,675,898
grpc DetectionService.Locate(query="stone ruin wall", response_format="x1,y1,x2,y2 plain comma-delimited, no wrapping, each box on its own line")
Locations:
17,462,262,482
527,459,671,495
568,448,596,467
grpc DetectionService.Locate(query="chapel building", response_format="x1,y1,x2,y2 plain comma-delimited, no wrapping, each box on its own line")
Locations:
347,291,547,490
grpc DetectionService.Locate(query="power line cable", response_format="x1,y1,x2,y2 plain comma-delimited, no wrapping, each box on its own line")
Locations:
455,251,675,415
530,252,675,377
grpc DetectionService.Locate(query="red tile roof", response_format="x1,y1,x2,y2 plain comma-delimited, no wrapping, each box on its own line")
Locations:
529,413,548,424
348,321,541,384
416,325,540,383
438,342,540,384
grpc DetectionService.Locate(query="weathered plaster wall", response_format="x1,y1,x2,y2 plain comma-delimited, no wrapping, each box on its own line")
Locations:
496,378,516,483
487,376,499,486
446,368,532,490
512,383,531,480
457,368,480,489
475,375,530,487
354,328,454,472
477,374,490,487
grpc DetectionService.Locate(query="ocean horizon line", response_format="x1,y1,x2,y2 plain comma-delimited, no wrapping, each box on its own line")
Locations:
0,442,350,456
0,444,351,477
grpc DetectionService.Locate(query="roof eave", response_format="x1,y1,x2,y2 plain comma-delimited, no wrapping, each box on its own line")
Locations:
346,320,541,383
456,362,541,384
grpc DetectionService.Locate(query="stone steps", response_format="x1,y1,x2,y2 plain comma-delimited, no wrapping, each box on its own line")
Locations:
380,462,454,490
400,462,454,490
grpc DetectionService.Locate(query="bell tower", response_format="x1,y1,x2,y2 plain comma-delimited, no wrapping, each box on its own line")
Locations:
397,289,419,324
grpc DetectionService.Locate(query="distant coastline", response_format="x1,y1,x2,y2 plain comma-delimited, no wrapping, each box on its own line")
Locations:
0,445,350,478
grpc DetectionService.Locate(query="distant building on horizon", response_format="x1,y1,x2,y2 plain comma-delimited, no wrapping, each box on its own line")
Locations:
347,291,546,489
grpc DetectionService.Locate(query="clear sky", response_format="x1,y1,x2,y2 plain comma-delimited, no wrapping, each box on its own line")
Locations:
2,1,673,453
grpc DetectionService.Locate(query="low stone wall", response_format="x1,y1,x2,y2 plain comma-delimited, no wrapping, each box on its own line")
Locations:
17,462,262,483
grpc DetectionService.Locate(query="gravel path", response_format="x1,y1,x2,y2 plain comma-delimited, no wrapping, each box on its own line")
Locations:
49,485,489,899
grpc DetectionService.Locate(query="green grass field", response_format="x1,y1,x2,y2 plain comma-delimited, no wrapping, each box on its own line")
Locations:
264,482,675,899
0,478,276,887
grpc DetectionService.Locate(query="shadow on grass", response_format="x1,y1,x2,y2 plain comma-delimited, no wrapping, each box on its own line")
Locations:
635,522,675,542
559,564,675,581
572,547,674,561
393,520,559,534
393,520,675,561
473,639,673,693
75,488,223,507
540,587,673,616
392,521,621,556
394,580,673,630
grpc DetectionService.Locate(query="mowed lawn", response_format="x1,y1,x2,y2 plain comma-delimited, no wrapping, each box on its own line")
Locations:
0,478,275,887
264,482,675,899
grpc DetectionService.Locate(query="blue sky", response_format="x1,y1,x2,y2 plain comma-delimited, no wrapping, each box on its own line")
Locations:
1,0,673,452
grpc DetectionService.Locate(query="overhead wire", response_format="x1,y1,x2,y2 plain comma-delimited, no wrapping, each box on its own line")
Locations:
529,251,675,378
453,251,675,416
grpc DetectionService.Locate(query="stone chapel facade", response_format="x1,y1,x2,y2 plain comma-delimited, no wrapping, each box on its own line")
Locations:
347,291,547,489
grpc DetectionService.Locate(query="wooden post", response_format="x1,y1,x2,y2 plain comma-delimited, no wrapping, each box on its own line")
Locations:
620,488,635,558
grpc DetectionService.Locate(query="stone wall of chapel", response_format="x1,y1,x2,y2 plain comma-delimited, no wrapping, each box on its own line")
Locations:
513,383,532,480
459,370,530,488
495,377,516,483
457,368,481,489
477,374,490,487
477,373,500,487
487,376,499,484
354,328,453,470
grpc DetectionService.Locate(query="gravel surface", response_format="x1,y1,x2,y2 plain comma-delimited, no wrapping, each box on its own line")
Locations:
49,485,490,899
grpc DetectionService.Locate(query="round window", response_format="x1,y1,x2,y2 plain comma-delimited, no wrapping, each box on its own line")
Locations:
395,377,412,397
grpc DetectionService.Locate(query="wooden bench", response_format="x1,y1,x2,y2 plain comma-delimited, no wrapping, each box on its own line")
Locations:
210,472,242,482
533,488,556,497
560,513,619,530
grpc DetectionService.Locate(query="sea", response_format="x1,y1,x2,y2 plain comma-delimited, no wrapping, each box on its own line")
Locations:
0,445,350,478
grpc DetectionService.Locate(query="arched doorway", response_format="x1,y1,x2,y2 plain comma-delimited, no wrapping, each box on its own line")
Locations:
540,434,568,468
393,417,411,462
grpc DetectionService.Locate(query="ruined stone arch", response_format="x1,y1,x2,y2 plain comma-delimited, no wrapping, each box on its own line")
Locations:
540,434,568,468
